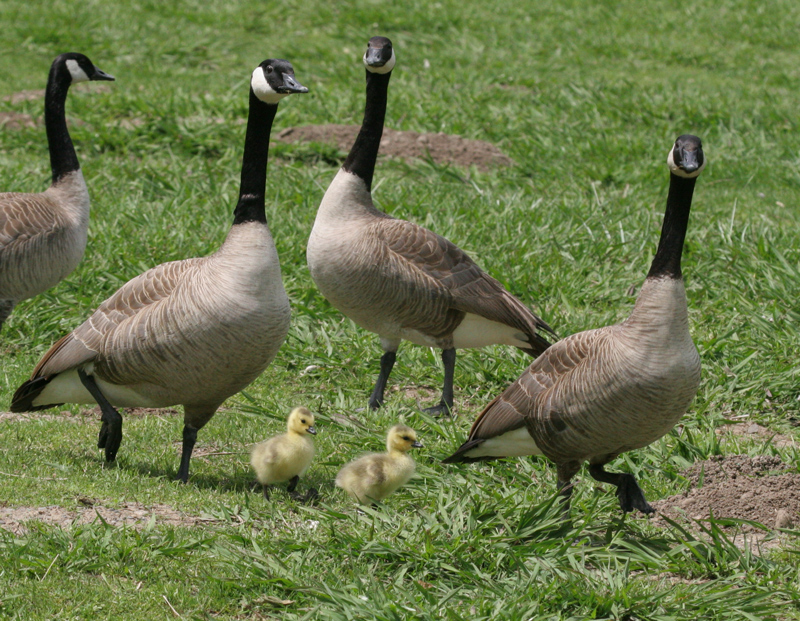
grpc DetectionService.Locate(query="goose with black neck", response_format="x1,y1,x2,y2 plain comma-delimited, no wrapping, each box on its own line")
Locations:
307,36,554,416
11,59,307,484
443,135,706,516
0,53,114,331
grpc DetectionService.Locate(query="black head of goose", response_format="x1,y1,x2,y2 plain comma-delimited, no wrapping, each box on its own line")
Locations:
306,36,554,416
10,59,307,484
0,53,114,330
444,135,706,516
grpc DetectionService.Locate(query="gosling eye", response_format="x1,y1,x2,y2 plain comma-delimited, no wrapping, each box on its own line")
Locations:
402,436,410,441
301,419,306,424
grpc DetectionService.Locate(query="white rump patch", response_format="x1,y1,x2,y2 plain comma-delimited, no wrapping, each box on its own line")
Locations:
667,145,706,178
65,59,90,84
452,313,529,349
364,48,396,74
251,66,286,104
465,427,542,458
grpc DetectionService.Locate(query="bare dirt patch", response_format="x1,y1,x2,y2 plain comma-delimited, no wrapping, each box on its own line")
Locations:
716,421,796,449
653,455,800,531
275,124,514,171
0,500,217,534
0,111,36,129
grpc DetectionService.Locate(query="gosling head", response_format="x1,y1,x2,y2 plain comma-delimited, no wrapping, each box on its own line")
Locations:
251,58,308,105
364,36,395,75
54,52,115,84
386,424,423,453
667,134,705,179
287,407,316,436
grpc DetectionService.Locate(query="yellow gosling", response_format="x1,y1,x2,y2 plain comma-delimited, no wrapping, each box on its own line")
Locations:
250,406,316,500
335,424,423,504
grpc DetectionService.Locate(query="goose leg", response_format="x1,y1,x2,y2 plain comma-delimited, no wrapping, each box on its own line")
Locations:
423,348,456,417
77,369,123,462
556,460,581,517
0,300,13,331
176,425,198,484
368,350,397,410
588,463,655,515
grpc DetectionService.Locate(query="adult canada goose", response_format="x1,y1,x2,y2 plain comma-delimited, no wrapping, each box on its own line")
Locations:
10,59,308,483
306,36,554,416
0,53,114,330
250,406,317,500
335,424,422,504
444,136,706,515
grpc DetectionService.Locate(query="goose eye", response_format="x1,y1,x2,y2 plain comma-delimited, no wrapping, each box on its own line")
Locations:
266,65,274,74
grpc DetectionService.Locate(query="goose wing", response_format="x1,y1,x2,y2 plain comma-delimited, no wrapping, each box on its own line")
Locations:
31,258,202,380
0,193,61,254
378,219,553,350
443,327,607,462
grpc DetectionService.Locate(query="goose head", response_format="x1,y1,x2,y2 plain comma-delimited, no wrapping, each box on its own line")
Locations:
667,134,705,179
56,52,115,84
251,59,308,105
287,406,316,436
364,36,396,74
387,424,423,453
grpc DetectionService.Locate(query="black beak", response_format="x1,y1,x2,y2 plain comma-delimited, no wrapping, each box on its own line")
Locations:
278,73,308,94
412,440,423,448
92,67,115,82
365,47,388,68
679,147,700,174
307,426,317,436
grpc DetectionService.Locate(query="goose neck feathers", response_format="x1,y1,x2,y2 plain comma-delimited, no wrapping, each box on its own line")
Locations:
342,67,391,192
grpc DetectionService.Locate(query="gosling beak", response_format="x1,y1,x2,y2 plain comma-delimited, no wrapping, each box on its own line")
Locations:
306,426,317,436
92,67,115,82
411,440,423,448
278,73,308,94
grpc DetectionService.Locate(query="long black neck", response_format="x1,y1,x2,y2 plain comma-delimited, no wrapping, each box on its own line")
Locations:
44,65,80,184
647,173,697,279
232,90,278,225
342,70,391,192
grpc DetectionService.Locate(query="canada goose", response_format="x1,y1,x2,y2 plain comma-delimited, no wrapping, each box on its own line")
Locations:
443,135,706,515
336,424,423,504
0,53,114,331
306,36,554,416
250,406,317,500
10,59,308,483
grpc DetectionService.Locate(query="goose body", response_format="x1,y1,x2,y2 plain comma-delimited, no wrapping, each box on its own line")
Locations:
11,59,308,483
307,36,553,415
0,53,114,329
335,424,422,504
251,406,316,498
444,136,706,515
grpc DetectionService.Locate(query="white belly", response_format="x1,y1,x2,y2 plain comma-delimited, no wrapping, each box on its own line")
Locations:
464,427,542,459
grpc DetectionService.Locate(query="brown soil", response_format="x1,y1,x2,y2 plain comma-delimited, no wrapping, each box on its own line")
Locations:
275,124,514,171
0,501,216,534
0,111,36,129
653,455,800,531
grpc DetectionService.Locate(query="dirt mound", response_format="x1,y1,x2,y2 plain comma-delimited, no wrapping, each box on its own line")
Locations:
0,501,215,534
275,124,514,171
653,455,800,530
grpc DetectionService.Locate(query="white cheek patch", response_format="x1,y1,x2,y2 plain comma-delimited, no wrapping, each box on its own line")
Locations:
251,67,286,104
66,59,90,83
667,145,706,178
364,48,396,74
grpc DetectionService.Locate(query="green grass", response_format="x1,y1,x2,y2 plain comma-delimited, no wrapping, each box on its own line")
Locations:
2,0,800,618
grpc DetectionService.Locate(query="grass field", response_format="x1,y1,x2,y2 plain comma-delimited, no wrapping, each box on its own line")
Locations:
2,0,800,618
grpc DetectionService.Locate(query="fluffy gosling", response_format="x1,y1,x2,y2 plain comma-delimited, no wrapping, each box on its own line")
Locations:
250,406,317,500
335,424,423,504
